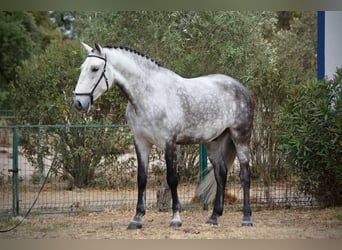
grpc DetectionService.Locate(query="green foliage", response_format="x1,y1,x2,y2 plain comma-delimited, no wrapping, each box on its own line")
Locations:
250,12,316,182
0,11,39,109
277,69,342,207
74,11,277,80
0,12,41,78
59,126,133,188
14,40,83,124
0,11,61,110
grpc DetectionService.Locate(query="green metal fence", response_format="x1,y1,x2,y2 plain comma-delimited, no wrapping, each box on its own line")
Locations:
0,124,207,217
0,124,316,217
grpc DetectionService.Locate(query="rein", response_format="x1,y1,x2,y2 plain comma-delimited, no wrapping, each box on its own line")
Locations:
73,55,109,105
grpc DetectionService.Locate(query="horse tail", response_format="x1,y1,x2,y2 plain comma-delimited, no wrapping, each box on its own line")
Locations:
196,138,236,204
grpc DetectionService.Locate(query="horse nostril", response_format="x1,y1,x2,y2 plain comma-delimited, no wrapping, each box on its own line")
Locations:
76,100,84,111
72,97,83,111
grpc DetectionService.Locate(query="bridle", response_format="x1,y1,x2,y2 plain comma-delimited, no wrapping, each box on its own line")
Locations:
73,54,109,105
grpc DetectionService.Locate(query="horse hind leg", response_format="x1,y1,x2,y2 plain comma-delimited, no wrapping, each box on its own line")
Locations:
204,133,236,225
231,129,253,226
238,148,253,226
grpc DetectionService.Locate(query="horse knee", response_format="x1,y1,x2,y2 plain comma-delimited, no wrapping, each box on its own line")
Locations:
167,172,178,187
240,163,250,177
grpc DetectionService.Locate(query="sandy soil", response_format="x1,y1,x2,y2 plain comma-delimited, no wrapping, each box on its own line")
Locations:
0,207,341,239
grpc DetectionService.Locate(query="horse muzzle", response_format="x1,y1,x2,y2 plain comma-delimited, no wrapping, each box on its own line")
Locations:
72,95,92,113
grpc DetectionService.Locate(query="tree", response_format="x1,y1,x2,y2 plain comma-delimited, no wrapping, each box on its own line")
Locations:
249,12,317,183
14,40,81,124
0,11,62,110
0,12,37,109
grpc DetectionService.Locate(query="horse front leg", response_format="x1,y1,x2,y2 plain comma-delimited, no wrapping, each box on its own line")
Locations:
165,143,182,227
127,140,151,230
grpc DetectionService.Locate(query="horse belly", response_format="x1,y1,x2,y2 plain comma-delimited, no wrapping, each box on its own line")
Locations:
176,121,228,145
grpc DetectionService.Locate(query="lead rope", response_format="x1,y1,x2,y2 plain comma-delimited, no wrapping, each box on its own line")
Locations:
0,140,62,233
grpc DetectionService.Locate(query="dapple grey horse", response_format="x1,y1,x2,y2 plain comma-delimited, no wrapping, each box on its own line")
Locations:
72,42,254,229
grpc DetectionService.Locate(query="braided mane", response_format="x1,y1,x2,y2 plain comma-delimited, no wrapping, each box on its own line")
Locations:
104,45,161,67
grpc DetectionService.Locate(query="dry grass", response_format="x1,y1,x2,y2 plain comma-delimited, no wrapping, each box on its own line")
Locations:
0,207,341,239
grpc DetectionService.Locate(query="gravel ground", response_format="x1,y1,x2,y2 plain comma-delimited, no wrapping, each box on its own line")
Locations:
0,207,341,239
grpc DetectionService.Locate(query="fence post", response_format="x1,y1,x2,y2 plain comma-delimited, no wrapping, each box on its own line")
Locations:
12,127,19,217
37,127,46,183
199,144,208,210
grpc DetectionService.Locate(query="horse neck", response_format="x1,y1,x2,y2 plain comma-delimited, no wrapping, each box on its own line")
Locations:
106,48,161,110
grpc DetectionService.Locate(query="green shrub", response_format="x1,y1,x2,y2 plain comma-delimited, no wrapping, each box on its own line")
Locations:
277,69,342,207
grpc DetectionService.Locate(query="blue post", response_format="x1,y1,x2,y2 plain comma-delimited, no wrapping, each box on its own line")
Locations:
317,11,325,80
199,144,208,210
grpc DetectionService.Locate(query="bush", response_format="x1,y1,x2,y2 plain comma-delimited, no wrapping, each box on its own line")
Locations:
277,69,342,207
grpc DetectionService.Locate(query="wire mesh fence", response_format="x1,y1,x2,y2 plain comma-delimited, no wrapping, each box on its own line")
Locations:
0,124,316,217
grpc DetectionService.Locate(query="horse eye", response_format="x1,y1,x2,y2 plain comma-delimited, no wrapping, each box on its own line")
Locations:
91,66,99,73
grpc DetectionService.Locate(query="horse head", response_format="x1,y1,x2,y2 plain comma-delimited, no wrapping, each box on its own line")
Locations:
72,42,112,113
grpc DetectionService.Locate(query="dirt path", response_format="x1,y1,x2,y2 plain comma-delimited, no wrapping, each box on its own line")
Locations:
0,207,341,239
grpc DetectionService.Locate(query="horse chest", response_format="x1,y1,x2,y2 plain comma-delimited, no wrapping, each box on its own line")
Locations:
125,102,181,147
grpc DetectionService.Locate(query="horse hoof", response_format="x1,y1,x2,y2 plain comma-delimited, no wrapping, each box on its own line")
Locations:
127,221,143,230
241,221,253,227
170,221,182,227
206,218,218,225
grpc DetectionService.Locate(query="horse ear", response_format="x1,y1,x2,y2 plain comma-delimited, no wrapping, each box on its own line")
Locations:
81,42,92,54
94,42,102,54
